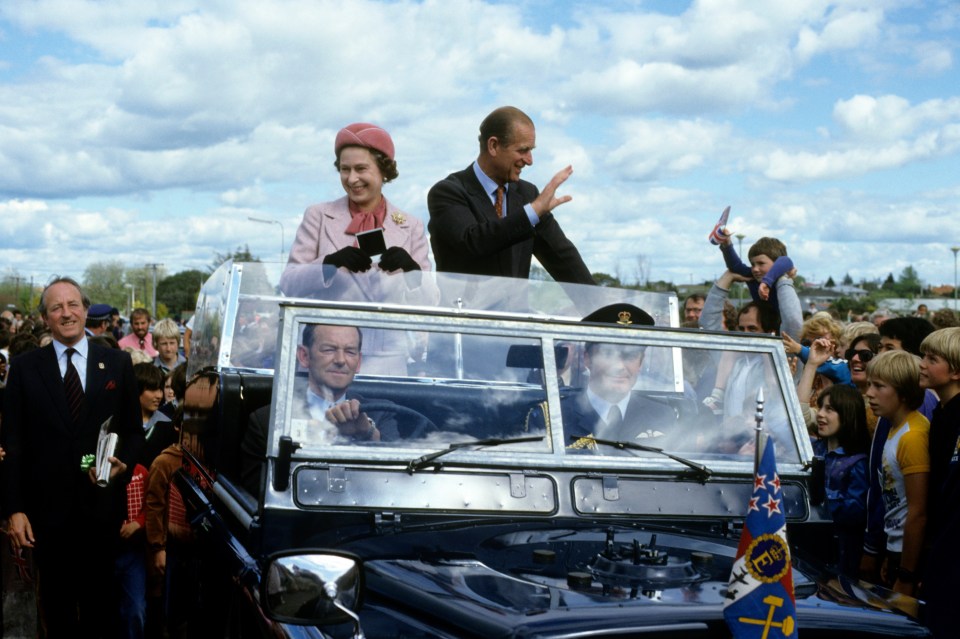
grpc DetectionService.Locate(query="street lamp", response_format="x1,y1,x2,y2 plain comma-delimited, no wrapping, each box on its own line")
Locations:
735,233,746,305
124,283,134,317
952,246,959,311
248,216,285,264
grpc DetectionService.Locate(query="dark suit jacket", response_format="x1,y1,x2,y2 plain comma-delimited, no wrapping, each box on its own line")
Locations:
562,390,678,443
240,386,407,495
1,341,143,537
427,165,594,284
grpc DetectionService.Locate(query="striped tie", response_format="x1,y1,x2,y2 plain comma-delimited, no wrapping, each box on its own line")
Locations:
494,186,505,218
64,348,85,424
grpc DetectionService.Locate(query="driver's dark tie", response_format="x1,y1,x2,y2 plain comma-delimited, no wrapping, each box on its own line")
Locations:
606,405,623,430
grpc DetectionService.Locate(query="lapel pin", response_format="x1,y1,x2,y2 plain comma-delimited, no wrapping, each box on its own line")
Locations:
99,362,105,369
391,212,406,225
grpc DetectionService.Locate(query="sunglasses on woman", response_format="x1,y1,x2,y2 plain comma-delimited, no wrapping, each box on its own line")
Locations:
844,348,875,363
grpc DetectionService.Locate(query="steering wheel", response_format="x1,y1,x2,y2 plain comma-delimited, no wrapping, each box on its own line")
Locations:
354,400,437,440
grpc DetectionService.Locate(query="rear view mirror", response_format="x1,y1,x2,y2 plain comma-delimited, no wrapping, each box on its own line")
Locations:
263,551,363,627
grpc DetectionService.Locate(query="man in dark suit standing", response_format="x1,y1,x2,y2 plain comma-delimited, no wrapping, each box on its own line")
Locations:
2,277,143,638
427,106,595,284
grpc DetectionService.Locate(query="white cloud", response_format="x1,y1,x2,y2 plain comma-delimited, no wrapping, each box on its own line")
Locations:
0,0,958,290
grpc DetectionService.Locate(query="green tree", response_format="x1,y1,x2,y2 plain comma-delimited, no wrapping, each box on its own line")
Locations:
895,265,922,297
124,265,168,317
82,261,129,310
0,272,36,313
881,273,896,291
842,273,853,286
825,276,836,288
210,244,260,272
592,272,622,288
157,269,206,318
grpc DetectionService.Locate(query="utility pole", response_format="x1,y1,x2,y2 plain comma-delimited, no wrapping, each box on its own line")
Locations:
146,263,163,317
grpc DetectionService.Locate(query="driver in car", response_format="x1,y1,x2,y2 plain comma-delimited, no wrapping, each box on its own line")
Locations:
241,324,408,494
291,324,398,443
565,305,678,449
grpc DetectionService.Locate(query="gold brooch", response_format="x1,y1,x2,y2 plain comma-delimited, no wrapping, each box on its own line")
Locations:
98,362,105,369
391,212,406,224
617,311,632,325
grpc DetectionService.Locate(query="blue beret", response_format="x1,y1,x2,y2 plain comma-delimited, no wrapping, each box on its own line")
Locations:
88,303,113,321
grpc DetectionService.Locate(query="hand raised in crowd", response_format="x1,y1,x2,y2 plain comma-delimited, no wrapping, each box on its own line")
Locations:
805,337,834,367
323,246,372,273
326,399,380,441
781,332,802,356
531,165,573,217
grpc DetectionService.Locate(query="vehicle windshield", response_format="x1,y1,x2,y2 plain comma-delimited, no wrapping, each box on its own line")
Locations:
277,321,800,466
191,262,806,473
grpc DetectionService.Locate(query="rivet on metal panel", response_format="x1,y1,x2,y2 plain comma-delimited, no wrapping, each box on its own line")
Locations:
510,473,526,498
602,475,619,501
328,466,346,493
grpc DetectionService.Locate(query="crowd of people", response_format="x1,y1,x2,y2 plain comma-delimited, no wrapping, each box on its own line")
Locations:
0,293,189,638
686,219,958,638
1,105,958,638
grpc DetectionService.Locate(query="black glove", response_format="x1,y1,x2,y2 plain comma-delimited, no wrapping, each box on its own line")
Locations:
323,246,372,273
378,247,421,273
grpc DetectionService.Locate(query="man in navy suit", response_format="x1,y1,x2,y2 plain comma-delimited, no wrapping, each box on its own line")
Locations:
564,305,678,449
2,277,143,638
564,344,679,448
427,106,594,284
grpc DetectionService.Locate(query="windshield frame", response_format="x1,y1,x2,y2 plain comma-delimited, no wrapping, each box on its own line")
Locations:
267,301,813,478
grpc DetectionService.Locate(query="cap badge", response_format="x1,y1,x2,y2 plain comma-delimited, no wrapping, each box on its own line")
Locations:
617,311,632,325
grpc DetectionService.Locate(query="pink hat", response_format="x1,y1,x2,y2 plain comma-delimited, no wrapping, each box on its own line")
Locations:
334,122,395,160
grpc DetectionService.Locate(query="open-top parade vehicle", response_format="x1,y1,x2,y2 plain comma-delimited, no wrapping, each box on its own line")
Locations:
177,261,929,638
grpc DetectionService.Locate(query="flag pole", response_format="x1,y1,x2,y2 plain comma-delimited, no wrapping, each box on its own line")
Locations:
753,388,765,474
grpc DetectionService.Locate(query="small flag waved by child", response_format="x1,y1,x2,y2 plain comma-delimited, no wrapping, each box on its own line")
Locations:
708,205,731,245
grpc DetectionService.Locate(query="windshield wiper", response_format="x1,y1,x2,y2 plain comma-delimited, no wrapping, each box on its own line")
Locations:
406,435,544,473
571,436,713,482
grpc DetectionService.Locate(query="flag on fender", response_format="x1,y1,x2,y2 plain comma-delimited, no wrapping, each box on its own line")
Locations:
723,436,796,638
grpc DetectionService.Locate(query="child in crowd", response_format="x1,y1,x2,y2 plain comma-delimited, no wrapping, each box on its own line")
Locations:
919,327,960,639
709,208,795,305
152,318,186,375
784,314,853,415
813,384,870,577
134,363,179,468
117,362,175,638
861,350,929,597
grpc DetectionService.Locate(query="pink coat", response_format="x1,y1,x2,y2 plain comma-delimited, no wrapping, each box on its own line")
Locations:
283,196,431,274
279,196,436,375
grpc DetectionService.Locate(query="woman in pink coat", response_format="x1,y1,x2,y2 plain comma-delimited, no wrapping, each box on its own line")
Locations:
280,123,435,375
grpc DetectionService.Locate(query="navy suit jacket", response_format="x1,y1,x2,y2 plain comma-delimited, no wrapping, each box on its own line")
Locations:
1,341,143,536
427,165,594,284
562,390,678,444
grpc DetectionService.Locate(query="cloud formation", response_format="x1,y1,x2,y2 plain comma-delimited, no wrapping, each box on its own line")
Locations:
0,0,958,291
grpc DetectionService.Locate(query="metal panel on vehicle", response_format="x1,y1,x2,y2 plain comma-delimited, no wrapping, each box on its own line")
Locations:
293,466,558,514
572,477,809,519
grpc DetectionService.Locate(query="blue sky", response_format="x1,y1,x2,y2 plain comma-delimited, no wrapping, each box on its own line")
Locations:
1,0,959,292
